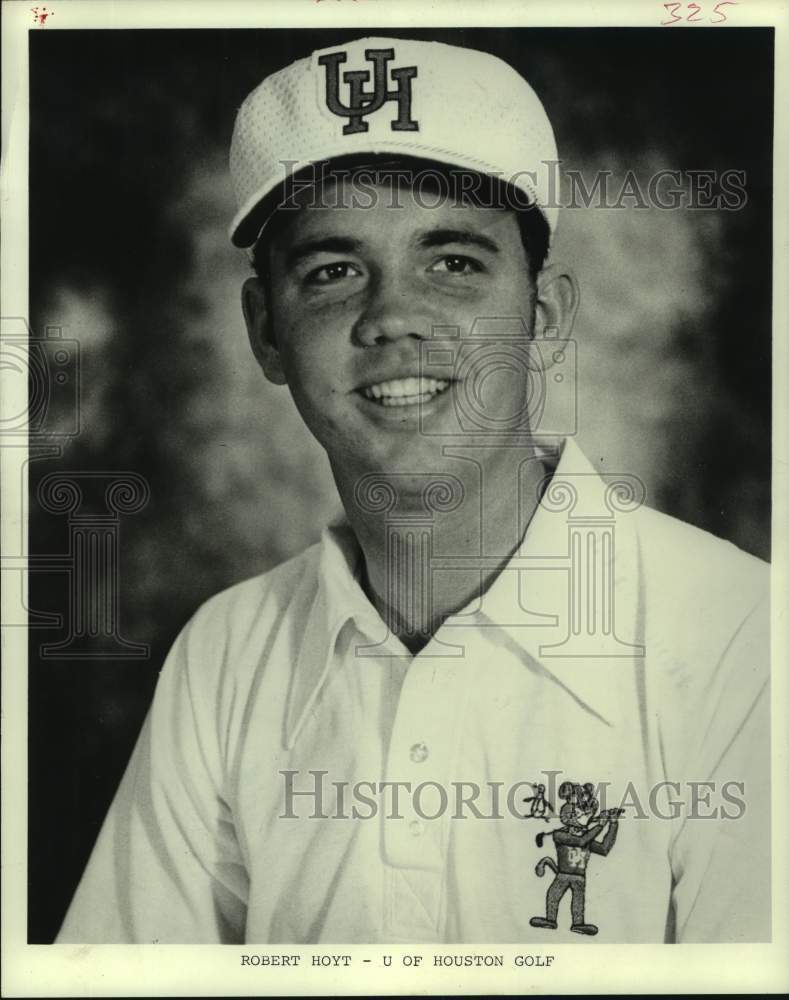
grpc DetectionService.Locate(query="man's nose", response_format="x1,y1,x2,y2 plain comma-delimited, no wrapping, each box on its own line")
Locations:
352,274,426,347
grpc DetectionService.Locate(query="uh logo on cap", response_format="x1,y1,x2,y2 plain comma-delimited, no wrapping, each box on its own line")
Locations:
318,47,420,135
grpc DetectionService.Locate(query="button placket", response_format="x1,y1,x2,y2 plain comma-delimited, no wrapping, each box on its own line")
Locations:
381,641,474,940
384,666,453,867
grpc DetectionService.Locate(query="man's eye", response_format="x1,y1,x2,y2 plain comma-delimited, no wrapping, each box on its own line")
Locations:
305,261,361,285
428,255,484,276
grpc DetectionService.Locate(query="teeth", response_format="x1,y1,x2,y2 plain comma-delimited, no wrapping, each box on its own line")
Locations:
362,377,450,404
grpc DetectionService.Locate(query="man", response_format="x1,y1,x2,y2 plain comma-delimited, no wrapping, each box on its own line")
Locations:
57,35,770,944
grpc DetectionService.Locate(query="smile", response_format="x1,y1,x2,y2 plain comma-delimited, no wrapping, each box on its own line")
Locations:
360,376,451,407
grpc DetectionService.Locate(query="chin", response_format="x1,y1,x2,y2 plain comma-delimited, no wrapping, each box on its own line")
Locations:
367,436,456,475
331,435,463,508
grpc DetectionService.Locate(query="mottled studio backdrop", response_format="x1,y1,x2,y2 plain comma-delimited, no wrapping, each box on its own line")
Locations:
27,28,772,941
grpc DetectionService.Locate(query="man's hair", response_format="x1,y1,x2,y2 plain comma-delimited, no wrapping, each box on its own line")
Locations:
249,157,550,288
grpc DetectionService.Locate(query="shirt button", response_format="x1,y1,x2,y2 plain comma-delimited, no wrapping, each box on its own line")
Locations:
409,742,429,763
409,819,424,837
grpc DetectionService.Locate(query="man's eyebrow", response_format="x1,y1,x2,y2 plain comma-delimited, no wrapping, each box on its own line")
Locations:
283,237,364,269
416,228,501,255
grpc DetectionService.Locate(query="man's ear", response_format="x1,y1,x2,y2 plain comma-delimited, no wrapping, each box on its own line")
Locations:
241,276,288,386
533,262,580,344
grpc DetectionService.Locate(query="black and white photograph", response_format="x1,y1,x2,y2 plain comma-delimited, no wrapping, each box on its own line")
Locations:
2,0,788,994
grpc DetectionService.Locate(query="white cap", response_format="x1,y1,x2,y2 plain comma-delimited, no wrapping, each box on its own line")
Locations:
229,36,559,248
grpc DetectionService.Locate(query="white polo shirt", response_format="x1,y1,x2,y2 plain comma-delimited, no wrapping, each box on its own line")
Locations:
57,439,770,944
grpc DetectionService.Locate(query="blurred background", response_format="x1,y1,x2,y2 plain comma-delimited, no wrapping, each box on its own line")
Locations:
27,27,772,941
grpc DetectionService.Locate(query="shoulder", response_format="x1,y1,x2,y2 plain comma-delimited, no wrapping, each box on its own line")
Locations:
163,541,323,692
188,541,322,639
144,540,326,777
632,505,769,748
633,503,769,634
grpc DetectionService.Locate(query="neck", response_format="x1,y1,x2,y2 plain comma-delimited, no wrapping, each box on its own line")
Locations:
333,443,551,655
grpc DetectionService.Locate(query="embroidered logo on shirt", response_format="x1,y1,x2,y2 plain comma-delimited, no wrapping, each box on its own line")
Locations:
522,782,555,821
527,781,623,936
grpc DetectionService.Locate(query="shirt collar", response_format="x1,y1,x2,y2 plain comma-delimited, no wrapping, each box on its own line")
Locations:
284,439,645,747
284,514,384,749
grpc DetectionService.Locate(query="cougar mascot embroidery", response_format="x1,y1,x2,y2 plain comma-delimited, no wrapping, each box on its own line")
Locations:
529,781,623,936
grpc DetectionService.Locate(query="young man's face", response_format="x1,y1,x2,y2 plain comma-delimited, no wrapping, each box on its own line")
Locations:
243,174,560,484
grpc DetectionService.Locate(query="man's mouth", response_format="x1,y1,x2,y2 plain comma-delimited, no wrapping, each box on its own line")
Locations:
360,376,452,407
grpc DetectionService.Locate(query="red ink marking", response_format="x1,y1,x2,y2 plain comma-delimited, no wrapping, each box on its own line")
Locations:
660,2,683,24
661,1,738,23
711,1,737,22
31,6,54,24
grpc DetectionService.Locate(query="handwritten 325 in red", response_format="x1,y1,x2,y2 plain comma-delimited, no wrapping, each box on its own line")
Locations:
661,1,738,24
